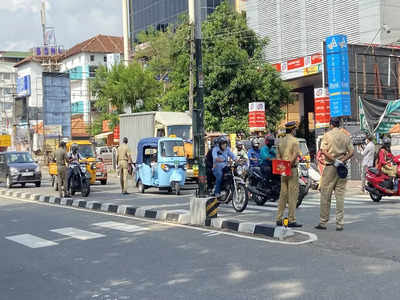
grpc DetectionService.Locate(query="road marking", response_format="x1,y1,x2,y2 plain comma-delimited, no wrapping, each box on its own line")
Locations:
246,205,277,212
50,227,105,240
139,203,188,209
202,231,222,237
6,234,58,248
93,221,148,233
1,193,318,245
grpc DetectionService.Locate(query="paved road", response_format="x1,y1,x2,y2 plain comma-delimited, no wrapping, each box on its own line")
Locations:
1,196,400,300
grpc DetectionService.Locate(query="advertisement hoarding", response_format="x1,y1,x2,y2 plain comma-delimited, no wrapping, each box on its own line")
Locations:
325,34,351,117
314,88,331,128
42,72,71,138
16,75,31,97
249,102,266,132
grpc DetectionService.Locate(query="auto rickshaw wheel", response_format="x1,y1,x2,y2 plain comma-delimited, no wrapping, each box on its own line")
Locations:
138,180,145,193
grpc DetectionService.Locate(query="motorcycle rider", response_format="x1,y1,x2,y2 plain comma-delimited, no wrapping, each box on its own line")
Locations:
206,138,219,194
248,138,261,168
377,137,399,193
234,141,248,165
260,134,276,178
67,144,81,193
212,136,237,197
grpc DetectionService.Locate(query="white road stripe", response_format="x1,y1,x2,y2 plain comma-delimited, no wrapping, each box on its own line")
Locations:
50,227,105,240
6,234,58,248
93,221,148,233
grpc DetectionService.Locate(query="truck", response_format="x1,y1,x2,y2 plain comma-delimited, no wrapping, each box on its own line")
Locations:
120,112,198,180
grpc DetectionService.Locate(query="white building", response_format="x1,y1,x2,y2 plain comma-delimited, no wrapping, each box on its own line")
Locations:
0,51,29,133
246,0,400,64
59,35,123,122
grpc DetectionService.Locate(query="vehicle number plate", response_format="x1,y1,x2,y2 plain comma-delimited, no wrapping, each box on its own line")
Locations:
96,172,102,176
22,172,34,176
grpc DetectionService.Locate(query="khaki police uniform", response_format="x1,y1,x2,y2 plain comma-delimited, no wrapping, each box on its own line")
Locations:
55,146,68,197
117,143,131,193
276,134,300,223
319,127,354,229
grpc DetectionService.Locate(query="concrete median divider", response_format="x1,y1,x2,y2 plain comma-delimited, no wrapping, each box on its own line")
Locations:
101,203,118,213
190,196,219,225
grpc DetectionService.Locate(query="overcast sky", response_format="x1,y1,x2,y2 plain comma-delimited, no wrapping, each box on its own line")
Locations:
0,0,122,51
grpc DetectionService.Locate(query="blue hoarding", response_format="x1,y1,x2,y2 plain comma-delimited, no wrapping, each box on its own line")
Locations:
326,34,351,117
16,75,31,97
42,72,71,138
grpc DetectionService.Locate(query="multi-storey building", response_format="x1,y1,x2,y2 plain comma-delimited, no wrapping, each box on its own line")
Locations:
128,0,241,42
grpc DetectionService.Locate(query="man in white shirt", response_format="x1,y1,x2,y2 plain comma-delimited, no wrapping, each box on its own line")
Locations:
360,135,375,193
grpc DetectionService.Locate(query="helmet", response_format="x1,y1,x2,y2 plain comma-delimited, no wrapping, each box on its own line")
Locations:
251,138,260,149
383,137,391,146
71,144,79,153
265,134,275,147
236,141,243,148
218,136,228,147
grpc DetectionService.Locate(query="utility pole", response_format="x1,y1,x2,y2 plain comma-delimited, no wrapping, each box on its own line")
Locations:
122,0,130,66
193,0,207,197
41,0,47,46
188,0,195,114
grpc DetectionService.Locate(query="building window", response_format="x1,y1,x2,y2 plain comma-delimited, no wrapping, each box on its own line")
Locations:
90,55,95,62
104,56,107,63
89,66,98,78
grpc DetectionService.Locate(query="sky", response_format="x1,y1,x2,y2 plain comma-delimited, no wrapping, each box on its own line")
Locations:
0,0,122,51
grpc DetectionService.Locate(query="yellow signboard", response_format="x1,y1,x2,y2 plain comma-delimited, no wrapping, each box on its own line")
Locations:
0,135,11,147
230,134,236,150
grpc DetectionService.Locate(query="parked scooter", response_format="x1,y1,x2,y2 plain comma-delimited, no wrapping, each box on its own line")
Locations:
69,162,90,197
217,161,248,212
308,163,321,190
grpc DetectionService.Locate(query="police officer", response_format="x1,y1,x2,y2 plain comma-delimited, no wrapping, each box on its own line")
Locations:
55,141,68,197
117,137,132,195
315,118,354,231
276,121,302,228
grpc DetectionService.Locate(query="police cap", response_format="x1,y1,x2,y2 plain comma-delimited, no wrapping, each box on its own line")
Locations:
285,121,297,130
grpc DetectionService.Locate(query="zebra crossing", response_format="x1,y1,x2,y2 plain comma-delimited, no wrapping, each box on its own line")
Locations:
5,222,148,249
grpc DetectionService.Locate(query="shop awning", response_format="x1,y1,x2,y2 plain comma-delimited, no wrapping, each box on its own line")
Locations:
94,132,113,139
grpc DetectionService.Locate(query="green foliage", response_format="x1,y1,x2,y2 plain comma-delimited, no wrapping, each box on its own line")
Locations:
91,62,162,127
133,1,292,133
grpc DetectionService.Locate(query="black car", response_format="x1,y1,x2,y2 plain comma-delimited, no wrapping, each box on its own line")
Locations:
0,152,42,188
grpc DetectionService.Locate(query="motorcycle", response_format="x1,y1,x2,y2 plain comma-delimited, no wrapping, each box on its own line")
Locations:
217,162,248,212
69,162,91,197
246,161,311,208
365,168,400,203
308,163,321,190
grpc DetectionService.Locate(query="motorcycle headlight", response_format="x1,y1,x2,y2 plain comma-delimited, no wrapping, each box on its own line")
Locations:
302,170,308,177
10,167,18,175
236,166,243,176
80,165,87,173
90,163,96,170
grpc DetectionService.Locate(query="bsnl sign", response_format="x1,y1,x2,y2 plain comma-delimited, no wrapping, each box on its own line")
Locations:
325,34,351,117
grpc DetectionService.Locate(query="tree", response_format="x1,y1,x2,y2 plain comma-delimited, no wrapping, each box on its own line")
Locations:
91,62,162,129
134,1,293,133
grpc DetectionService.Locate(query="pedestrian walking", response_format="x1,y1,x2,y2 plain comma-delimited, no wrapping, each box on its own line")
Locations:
360,135,375,193
117,137,132,195
55,141,68,197
276,121,302,228
315,118,354,231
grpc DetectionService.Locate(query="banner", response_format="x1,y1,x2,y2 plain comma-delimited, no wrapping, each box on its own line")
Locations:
326,35,351,117
314,88,330,128
249,102,266,131
359,97,400,134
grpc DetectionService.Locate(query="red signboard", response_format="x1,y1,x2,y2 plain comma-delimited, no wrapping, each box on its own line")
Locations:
272,63,281,72
248,102,266,130
113,125,120,141
311,54,322,65
314,88,330,128
287,57,305,70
